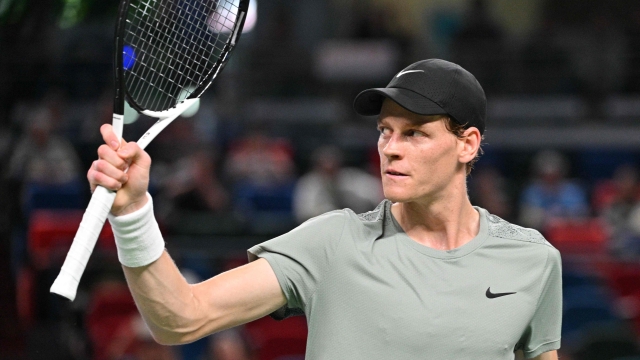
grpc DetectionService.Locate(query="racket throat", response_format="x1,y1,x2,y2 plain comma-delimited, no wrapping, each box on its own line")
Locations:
137,98,199,149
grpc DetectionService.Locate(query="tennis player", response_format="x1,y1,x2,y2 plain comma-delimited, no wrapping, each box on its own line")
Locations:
89,59,561,359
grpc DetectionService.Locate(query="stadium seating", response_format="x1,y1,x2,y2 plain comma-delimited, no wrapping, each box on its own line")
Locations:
544,218,608,254
22,180,85,217
85,281,138,360
244,315,307,360
27,209,114,269
604,262,640,298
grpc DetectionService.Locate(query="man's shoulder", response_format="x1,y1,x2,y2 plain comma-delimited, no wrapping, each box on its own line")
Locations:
483,211,553,248
353,200,389,223
331,200,391,242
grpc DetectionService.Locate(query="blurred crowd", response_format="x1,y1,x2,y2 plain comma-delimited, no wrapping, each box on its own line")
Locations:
3,0,640,359
3,94,640,359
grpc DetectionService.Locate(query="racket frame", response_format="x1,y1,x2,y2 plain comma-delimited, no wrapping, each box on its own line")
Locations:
50,0,248,301
124,0,249,114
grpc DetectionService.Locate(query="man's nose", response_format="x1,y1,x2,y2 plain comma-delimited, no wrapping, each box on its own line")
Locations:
381,134,403,159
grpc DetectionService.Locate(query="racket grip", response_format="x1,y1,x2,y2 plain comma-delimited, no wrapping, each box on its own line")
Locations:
50,186,116,301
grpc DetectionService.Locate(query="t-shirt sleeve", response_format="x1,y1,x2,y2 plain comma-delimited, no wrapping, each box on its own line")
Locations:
519,246,563,358
247,210,348,319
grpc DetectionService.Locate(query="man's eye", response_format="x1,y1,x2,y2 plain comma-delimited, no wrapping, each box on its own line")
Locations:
408,130,423,137
378,127,390,135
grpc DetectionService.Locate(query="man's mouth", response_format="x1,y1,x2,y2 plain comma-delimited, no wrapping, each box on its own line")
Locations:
386,169,407,176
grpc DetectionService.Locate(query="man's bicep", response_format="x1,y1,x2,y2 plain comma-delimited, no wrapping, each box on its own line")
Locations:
192,258,286,335
530,350,558,360
520,247,562,356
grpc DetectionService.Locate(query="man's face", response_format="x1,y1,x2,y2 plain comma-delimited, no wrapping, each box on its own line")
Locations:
377,99,466,204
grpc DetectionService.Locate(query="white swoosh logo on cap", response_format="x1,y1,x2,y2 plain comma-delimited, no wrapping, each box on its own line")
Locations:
396,70,424,78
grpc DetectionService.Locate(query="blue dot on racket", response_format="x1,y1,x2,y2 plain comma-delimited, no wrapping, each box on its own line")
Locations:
123,45,136,70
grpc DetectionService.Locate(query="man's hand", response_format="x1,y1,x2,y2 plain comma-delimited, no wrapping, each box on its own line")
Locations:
88,124,151,216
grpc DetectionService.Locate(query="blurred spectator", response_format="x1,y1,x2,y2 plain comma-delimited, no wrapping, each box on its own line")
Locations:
158,149,230,218
225,128,296,215
206,329,254,360
596,164,640,259
293,146,383,223
7,104,82,187
225,129,295,188
468,166,513,221
593,164,640,216
86,280,180,360
450,0,506,94
7,104,84,219
519,150,588,229
113,316,180,360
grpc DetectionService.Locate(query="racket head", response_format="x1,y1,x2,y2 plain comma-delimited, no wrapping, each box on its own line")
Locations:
114,0,249,114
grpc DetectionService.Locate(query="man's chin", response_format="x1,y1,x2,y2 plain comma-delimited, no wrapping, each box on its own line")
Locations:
383,191,414,204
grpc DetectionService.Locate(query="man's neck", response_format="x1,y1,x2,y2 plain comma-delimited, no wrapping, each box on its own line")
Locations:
391,195,480,251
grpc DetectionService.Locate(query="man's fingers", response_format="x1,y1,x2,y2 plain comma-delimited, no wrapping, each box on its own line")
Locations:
100,124,122,150
97,144,128,171
88,161,124,191
118,142,151,169
94,159,129,184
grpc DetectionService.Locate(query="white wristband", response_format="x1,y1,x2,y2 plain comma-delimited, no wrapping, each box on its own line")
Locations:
108,193,165,267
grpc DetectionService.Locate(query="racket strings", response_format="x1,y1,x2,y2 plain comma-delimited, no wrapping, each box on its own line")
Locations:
126,16,203,93
124,0,240,111
128,0,225,108
132,0,227,87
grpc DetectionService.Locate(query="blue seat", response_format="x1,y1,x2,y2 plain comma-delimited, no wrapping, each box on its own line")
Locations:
563,270,600,289
563,285,615,310
234,182,295,213
23,179,85,216
570,323,640,360
576,149,639,182
562,305,619,338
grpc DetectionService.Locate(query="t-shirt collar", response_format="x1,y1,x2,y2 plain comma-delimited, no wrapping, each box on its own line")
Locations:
385,200,489,259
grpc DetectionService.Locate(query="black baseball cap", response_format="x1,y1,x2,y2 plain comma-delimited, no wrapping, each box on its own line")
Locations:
353,59,486,135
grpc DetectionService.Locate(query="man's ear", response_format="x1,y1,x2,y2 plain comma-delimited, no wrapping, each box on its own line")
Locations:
458,127,481,164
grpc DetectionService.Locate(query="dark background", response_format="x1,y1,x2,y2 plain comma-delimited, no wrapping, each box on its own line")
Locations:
2,0,640,359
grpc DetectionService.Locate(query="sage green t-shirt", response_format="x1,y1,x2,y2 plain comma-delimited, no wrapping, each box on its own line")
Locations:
248,200,562,359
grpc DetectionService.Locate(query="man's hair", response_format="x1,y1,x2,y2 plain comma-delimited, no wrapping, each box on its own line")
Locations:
442,116,483,175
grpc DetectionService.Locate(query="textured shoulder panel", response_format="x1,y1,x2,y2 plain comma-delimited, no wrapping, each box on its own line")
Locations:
357,200,387,222
486,213,551,246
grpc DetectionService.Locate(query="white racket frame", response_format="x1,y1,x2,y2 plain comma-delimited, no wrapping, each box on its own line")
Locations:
50,98,198,301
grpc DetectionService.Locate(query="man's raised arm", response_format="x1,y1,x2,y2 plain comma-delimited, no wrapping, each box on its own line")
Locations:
89,124,286,345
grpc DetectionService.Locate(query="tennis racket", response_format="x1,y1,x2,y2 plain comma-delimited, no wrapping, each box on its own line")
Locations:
50,0,248,301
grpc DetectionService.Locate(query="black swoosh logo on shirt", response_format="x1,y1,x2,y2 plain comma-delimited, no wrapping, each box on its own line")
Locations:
486,287,516,299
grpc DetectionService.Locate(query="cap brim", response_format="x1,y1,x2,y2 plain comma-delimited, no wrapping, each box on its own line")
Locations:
353,88,447,117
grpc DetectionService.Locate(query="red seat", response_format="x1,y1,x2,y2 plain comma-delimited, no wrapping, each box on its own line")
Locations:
605,263,640,298
244,315,307,360
260,337,306,360
544,218,609,254
15,266,35,329
27,209,115,269
630,290,640,337
86,282,139,360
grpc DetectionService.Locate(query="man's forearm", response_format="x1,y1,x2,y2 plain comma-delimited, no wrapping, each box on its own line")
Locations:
123,251,207,345
108,195,207,344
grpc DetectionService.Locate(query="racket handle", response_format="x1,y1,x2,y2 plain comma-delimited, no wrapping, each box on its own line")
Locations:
51,113,123,300
50,186,116,301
